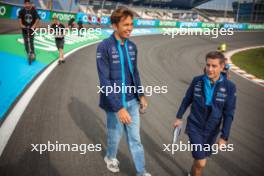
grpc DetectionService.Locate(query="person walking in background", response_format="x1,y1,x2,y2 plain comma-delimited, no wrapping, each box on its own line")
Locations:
50,16,66,64
77,17,83,36
18,0,40,65
68,17,75,30
217,43,230,79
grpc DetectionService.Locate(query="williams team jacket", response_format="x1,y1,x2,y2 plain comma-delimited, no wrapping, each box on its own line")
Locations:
176,75,237,140
96,33,143,112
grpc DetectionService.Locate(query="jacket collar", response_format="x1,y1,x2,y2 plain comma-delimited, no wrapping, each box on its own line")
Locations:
110,32,129,45
203,73,224,85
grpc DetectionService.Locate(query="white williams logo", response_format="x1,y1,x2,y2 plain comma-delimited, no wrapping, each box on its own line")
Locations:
25,14,33,24
0,6,6,16
220,87,226,92
112,46,117,52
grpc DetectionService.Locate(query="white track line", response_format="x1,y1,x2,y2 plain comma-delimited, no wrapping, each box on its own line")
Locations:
0,40,101,156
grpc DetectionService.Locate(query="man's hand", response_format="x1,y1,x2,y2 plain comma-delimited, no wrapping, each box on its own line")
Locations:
139,96,148,113
19,19,25,29
173,118,182,128
218,138,227,150
117,108,132,124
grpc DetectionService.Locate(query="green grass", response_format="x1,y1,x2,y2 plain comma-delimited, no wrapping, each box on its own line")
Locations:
232,48,264,80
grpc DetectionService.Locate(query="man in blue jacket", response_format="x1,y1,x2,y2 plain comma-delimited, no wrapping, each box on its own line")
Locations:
96,7,150,176
174,51,237,176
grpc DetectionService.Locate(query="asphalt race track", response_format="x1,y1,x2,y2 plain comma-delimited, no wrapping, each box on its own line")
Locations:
0,32,264,176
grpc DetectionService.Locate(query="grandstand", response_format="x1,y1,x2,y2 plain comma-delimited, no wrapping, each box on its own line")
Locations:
1,0,78,12
0,0,233,23
0,0,263,29
193,8,234,22
233,0,264,23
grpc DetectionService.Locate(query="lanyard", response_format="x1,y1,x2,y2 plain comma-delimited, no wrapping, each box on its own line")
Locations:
117,40,135,108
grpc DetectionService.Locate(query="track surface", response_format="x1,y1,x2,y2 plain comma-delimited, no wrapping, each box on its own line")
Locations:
0,32,264,176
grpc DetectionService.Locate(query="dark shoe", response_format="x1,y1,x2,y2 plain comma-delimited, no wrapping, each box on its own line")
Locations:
28,53,36,65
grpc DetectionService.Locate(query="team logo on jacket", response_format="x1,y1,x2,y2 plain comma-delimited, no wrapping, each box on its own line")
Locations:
112,54,119,59
217,92,227,98
129,51,136,56
111,47,117,54
220,87,226,92
96,52,102,59
25,14,33,24
194,87,201,91
195,81,202,88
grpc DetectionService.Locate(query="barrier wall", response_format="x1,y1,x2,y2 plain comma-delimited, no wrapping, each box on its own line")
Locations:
1,2,264,29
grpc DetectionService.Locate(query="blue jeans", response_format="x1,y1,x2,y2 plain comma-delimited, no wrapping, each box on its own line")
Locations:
105,98,146,174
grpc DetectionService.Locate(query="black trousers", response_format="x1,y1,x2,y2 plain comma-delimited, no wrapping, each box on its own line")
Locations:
22,28,35,54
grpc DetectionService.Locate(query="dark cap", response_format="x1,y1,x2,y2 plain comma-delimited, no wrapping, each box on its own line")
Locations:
24,0,31,3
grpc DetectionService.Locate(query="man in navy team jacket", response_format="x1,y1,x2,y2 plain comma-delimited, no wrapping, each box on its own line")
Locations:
96,7,150,176
174,51,237,176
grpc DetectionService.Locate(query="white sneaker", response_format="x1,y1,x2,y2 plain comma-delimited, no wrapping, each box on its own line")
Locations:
137,171,151,176
104,156,120,173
